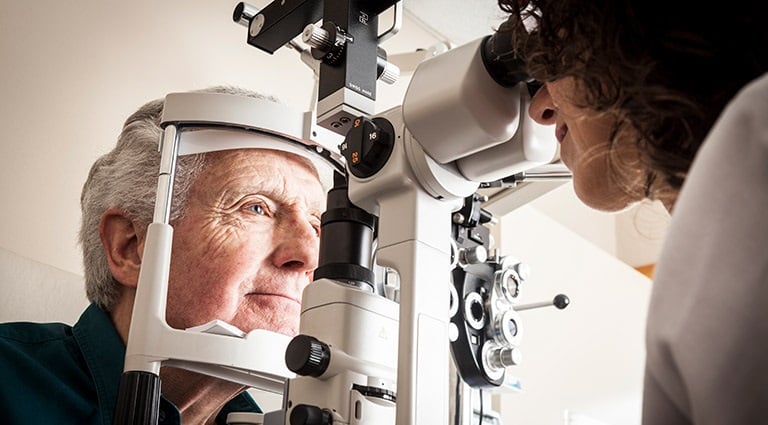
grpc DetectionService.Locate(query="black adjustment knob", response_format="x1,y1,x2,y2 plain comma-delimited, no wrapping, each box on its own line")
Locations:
285,335,331,377
340,117,395,178
290,404,332,425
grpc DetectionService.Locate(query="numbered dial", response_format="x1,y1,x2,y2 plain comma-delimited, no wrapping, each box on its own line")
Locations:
340,117,395,178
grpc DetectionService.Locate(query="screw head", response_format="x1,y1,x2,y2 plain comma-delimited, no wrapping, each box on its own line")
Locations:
249,14,265,37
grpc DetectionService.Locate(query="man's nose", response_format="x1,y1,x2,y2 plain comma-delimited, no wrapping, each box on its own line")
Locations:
529,85,557,125
272,216,319,273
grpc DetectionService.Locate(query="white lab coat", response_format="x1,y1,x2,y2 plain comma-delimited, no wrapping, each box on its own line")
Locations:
643,73,768,424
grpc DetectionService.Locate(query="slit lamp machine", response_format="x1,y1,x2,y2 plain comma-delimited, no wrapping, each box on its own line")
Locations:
113,1,571,424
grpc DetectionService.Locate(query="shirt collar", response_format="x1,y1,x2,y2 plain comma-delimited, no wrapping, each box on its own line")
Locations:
72,303,263,424
72,303,126,425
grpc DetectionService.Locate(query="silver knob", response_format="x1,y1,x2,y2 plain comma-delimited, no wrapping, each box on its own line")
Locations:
233,2,260,28
378,60,400,85
459,245,488,266
513,262,531,281
487,346,522,369
302,24,332,51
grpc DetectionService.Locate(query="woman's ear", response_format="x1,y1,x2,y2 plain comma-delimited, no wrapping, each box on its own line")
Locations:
99,208,144,288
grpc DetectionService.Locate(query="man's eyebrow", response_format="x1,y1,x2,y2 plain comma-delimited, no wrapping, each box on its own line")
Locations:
217,184,274,205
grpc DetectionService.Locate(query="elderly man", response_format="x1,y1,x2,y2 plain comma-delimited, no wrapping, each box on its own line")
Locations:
0,87,329,424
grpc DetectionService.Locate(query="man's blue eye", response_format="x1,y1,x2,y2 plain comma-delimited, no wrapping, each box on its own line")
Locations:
249,204,266,215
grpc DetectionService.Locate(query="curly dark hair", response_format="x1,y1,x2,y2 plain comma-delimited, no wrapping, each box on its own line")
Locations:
497,0,768,196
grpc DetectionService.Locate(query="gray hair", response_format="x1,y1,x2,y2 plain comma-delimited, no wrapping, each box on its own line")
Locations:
80,86,279,311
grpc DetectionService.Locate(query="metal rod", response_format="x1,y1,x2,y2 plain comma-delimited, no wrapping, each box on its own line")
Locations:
515,294,570,311
153,125,179,224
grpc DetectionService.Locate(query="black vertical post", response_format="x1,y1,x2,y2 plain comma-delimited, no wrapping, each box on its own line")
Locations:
112,371,161,424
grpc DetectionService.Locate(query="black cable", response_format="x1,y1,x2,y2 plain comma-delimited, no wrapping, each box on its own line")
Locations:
478,389,484,425
453,372,461,425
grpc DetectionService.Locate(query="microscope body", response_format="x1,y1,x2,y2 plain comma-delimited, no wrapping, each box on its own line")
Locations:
282,32,553,420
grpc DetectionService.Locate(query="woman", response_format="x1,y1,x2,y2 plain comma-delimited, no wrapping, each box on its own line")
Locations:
497,0,768,424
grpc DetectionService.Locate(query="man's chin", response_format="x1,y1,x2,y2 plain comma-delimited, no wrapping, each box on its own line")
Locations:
256,318,300,337
240,294,302,336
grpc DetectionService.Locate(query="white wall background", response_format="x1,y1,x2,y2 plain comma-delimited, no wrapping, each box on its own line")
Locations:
1,1,663,423
494,207,651,425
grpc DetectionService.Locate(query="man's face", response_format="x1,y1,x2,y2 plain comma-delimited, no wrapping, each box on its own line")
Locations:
164,148,326,336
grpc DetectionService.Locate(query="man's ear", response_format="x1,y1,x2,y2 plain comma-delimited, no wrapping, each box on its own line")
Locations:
99,208,144,288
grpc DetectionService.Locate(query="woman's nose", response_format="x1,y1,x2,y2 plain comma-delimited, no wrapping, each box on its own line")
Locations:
529,85,557,125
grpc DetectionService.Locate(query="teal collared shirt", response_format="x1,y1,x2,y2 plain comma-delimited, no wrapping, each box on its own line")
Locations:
0,303,261,424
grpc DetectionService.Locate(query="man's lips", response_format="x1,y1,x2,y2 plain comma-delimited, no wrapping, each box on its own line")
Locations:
556,124,568,143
